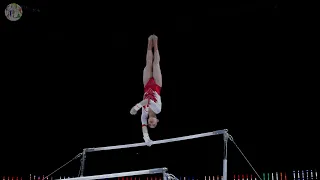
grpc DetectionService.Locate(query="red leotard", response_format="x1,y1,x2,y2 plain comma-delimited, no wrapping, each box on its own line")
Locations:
143,77,161,104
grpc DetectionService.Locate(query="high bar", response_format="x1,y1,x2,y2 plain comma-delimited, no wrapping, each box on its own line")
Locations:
57,168,168,180
86,129,227,152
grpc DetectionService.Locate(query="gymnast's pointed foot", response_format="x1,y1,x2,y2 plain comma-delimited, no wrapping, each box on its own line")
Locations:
152,34,158,39
152,34,158,50
147,35,153,50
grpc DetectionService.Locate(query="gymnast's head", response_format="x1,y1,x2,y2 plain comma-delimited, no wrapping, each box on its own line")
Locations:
148,110,159,128
148,116,159,128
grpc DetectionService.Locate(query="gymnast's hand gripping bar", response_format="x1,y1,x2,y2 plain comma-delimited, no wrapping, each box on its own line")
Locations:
86,129,228,152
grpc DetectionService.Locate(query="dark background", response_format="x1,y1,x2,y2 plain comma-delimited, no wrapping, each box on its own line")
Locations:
1,0,318,179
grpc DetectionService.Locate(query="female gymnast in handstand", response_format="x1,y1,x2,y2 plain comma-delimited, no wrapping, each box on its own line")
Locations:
130,34,162,146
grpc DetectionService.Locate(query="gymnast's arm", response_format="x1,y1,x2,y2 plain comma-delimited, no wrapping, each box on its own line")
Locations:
141,109,150,137
141,109,152,146
130,99,148,115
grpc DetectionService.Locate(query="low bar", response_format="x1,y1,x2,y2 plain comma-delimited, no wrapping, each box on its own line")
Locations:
57,168,168,180
87,129,228,152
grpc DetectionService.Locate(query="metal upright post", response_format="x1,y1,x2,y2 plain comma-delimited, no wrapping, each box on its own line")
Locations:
163,168,168,180
80,148,87,176
223,130,229,180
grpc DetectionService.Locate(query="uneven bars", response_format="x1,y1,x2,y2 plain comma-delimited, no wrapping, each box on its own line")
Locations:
58,168,168,180
86,129,227,152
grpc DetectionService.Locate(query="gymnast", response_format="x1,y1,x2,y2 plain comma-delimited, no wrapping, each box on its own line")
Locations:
130,34,162,146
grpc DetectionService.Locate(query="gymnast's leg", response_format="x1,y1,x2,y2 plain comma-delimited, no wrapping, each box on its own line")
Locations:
152,35,162,87
143,35,154,87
